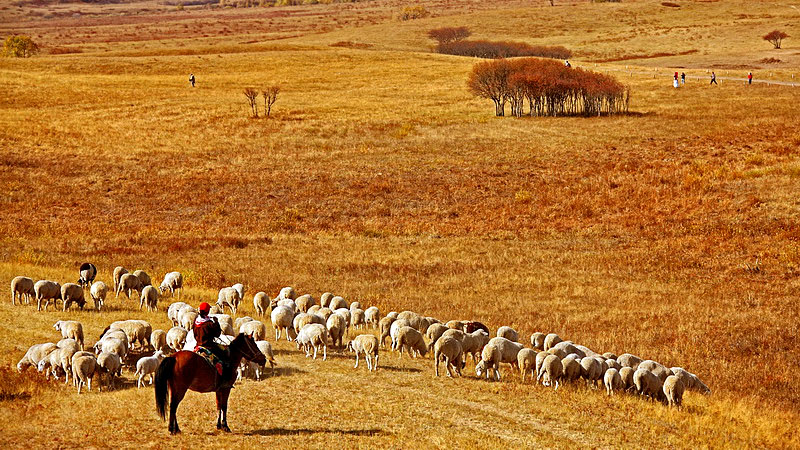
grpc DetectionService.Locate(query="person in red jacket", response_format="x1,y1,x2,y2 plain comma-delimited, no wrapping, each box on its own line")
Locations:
193,302,233,388
748,72,753,85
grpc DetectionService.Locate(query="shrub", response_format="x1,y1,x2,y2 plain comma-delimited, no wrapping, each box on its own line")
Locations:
661,2,680,7
763,30,788,49
243,87,259,117
427,26,471,45
437,40,571,60
262,85,279,117
2,35,39,58
399,5,429,21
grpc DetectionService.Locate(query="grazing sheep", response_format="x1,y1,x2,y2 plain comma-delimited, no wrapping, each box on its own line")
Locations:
90,282,109,311
460,329,490,365
349,301,361,311
619,366,635,391
159,272,183,298
633,368,663,401
57,345,80,385
72,352,98,394
95,337,127,360
580,357,603,387
97,329,129,350
151,329,167,352
638,360,672,382
463,321,489,335
445,320,465,330
279,286,297,301
475,344,502,381
140,285,159,312
107,320,151,349
386,311,399,320
294,294,316,313
378,316,396,347
135,350,167,388
670,367,711,395
663,375,685,407
217,287,241,315
552,341,586,359
253,292,269,317
277,298,297,313
425,323,449,351
543,333,562,351
534,351,549,382
167,302,189,326
54,320,84,350
606,359,622,372
395,326,427,358
209,314,234,336
434,336,464,377
602,352,618,360
348,334,380,371
329,296,348,311
517,348,537,382
61,283,86,311
11,276,34,305
234,316,254,332
38,349,66,380
307,305,321,315
113,266,128,297
166,327,188,353
548,347,568,360
295,323,328,360
18,343,58,372
35,280,61,311
487,337,524,369
538,354,564,390
561,357,582,383
180,310,199,331
271,305,296,341
319,292,333,307
116,273,143,300
364,306,380,328
334,308,352,331
389,319,412,350
496,326,519,342
326,313,347,350
293,313,325,335
77,262,97,288
604,368,623,396
240,320,268,341
350,308,366,330
133,269,152,287
617,353,643,370
231,283,245,301
530,332,546,350
239,340,276,380
97,351,122,390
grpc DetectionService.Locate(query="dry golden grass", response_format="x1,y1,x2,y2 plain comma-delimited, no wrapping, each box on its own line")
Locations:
1,0,800,446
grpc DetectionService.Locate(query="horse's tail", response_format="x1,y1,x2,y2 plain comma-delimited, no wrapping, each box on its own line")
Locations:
154,356,176,421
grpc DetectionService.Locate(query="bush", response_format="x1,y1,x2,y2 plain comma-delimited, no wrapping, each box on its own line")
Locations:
437,40,571,60
2,35,39,58
468,58,629,117
427,26,471,44
763,30,788,49
399,5,429,20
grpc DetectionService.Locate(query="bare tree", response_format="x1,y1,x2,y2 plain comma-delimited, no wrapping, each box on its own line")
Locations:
243,87,258,117
262,86,280,117
763,30,789,49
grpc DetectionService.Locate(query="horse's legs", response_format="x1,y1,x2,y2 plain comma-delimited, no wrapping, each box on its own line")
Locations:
216,390,231,432
169,385,187,435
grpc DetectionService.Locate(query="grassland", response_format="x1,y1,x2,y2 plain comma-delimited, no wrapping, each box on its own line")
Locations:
1,0,799,447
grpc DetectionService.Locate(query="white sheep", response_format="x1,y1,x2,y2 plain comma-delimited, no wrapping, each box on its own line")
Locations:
633,368,663,401
232,283,245,301
602,352,618,360
116,273,143,299
166,327,188,352
77,262,97,288
350,308,366,330
378,316,396,347
135,350,167,388
349,301,362,311
319,291,333,307
326,313,347,350
17,343,58,372
561,356,582,383
669,367,711,395
240,320,268,341
663,375,685,407
425,323,449,352
253,292,269,317
151,329,167,352
348,334,379,371
638,360,672,382
179,309,199,331
293,312,325,335
217,287,241,315
486,337,523,369
96,351,122,391
434,336,463,377
108,319,151,349
385,311,399,320
234,316,254,332
334,308,351,330
537,354,563,390
619,366,635,391
580,357,603,387
279,286,297,301
475,344,502,381
517,348,537,382
95,337,127,360
460,329,490,365
496,326,519,342
329,296,348,311
38,348,66,380
35,280,61,311
61,283,86,311
11,276,34,305
54,320,84,350
604,368,623,396
72,352,98,394
140,285,159,312
617,353,643,370
543,333,562,351
167,302,189,326
113,266,128,297
395,326,427,358
209,313,235,335
271,305,296,341
294,294,316,313
133,269,152,287
239,340,277,381
389,319,411,351
364,306,380,328
530,332,546,350
295,323,328,360
159,272,183,298
90,281,109,311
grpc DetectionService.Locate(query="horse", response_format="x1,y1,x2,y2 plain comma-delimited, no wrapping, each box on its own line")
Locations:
154,333,266,434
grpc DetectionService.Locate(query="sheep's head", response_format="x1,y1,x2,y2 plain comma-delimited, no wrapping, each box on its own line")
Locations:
37,359,48,372
346,341,354,353
53,321,61,331
475,361,485,377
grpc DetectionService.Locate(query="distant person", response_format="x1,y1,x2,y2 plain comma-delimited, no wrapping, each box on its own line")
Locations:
710,72,717,85
673,77,679,88
674,72,678,81
189,73,195,87
681,72,686,84
564,60,571,68
748,72,753,85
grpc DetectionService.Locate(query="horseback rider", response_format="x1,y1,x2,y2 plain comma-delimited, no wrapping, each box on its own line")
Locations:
193,302,234,388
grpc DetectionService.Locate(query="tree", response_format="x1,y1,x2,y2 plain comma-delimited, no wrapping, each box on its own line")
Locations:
2,35,39,58
243,88,258,117
467,59,514,116
262,86,279,117
427,27,472,45
763,30,788,49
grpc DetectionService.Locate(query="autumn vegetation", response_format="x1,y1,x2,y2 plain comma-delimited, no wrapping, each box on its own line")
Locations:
2,35,39,58
763,30,789,49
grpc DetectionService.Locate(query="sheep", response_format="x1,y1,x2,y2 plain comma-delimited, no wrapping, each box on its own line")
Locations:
329,296,348,311
463,321,489,335
291,294,313,312
334,308,352,331
54,320,84,350
602,352,618,360
35,280,61,311
96,351,122,391
293,312,324,335
98,328,129,350
445,320,465,330
77,262,97,288
604,368,623,396
231,283,245,301
240,320,268,341
530,332,546,350
517,348,537,382
395,326,427,358
135,350,167,388
95,337,127,360
57,346,80,385
207,313,234,336
425,323,449,351
180,310,198,331
669,367,711,395
409,316,433,334
319,292,333,307
72,352,98,394
348,334,380,371
548,347,568,360
475,344,502,381
167,302,189,326
327,313,347,350
633,368,663,401
617,353,643,370
271,305,296,341
11,276,34,305
90,281,109,311
151,329,167,352
278,298,297,312
116,273,143,299
234,316,254,332
279,286,297,301
460,329,490,365
107,320,151,349
606,359,622,372
619,366,635,391
239,340,277,380
59,283,85,311
434,336,464,377
580,357,603,387
543,333,562,351
378,316,396,347
307,305,321,315
348,301,361,311
496,326,519,342
38,348,66,380
166,327,188,353
537,354,563,389
487,337,524,369
638,360,672,382
113,266,128,297
159,271,183,298
57,338,80,352
386,311,399,320
552,341,586,359
389,319,412,350
663,375,685,407
364,306,380,328
217,287,241,315
133,269,152,287
350,308,366,330
252,292,269,317
295,323,328,360
139,285,159,312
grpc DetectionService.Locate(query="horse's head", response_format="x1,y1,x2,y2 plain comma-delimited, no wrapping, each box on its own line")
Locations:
235,333,266,366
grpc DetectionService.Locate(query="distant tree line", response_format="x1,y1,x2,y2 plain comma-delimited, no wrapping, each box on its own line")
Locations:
428,27,571,60
467,58,630,117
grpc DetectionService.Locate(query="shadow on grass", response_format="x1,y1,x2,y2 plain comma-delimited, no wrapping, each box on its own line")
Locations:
374,365,421,373
246,427,386,436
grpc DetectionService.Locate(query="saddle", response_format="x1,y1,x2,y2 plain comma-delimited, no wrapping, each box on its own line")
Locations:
195,346,226,376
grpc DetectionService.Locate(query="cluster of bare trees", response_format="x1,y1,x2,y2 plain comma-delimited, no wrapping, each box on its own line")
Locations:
243,86,280,118
428,27,571,60
468,58,629,117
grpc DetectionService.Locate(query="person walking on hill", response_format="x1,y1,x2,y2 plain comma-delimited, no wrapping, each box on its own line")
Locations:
681,72,686,85
748,72,753,85
564,60,571,68
189,73,195,87
710,72,717,85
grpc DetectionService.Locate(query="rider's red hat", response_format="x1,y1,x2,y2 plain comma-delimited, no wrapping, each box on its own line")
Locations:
198,302,211,313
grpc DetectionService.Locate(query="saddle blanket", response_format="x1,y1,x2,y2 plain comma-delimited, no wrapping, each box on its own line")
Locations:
195,346,224,375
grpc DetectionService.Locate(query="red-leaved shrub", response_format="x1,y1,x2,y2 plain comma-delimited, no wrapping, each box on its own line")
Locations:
437,40,571,60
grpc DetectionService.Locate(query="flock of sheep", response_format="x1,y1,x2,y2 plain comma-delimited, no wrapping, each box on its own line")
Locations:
13,265,711,408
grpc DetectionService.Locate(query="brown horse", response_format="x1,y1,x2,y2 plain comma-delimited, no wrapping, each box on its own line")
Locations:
154,333,266,434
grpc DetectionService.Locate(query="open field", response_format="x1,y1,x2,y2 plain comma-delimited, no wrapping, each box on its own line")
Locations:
1,0,799,447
